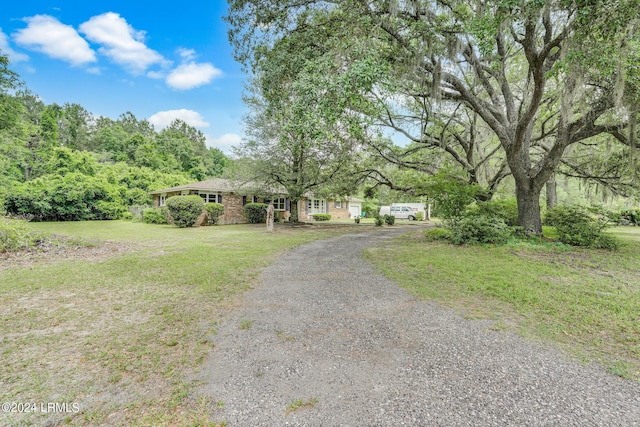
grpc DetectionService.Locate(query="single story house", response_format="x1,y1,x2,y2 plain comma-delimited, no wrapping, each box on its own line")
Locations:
148,178,363,225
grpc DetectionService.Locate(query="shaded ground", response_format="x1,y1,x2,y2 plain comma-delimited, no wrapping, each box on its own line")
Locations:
197,226,640,426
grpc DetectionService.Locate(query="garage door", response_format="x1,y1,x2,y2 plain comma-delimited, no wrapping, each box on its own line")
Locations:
349,203,361,218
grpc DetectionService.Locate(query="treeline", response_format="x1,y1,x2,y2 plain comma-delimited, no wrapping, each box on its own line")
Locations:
0,54,230,221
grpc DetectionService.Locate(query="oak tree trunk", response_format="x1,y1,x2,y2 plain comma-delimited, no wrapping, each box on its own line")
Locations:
289,198,299,223
515,180,543,235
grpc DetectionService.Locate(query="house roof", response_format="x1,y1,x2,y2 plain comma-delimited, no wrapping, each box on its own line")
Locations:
346,196,365,203
149,178,365,201
148,178,252,195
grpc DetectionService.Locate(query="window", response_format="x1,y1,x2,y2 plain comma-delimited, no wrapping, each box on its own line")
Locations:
307,199,326,214
242,196,247,206
159,194,167,206
335,200,342,209
198,192,220,204
272,198,287,211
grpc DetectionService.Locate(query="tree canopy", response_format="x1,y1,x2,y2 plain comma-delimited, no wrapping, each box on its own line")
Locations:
227,0,640,233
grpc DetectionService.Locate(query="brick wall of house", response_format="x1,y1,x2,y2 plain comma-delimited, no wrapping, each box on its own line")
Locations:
328,200,351,220
297,198,351,221
220,194,246,224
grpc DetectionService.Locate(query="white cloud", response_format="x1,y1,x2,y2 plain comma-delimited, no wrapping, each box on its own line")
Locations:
0,28,29,63
166,62,222,90
177,48,196,61
79,12,166,74
146,70,164,79
13,15,96,66
207,133,242,152
148,109,210,129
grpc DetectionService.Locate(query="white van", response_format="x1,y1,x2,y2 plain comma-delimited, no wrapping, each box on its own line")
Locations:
378,205,419,220
392,203,429,220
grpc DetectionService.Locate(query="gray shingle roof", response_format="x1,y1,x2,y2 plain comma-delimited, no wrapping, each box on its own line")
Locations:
148,178,253,195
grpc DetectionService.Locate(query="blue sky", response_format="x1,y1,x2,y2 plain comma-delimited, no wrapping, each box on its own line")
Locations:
0,1,245,153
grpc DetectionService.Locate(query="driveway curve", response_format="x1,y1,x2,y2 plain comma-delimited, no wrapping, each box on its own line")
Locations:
197,226,640,426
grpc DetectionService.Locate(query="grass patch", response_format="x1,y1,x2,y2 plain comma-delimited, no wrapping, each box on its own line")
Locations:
0,221,359,426
365,226,640,381
238,319,254,330
286,397,318,414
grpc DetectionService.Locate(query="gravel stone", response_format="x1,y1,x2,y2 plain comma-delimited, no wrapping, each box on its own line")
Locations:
197,227,640,426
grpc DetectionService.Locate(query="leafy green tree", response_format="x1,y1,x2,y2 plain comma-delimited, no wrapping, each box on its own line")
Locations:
233,29,365,221
60,103,93,150
0,53,21,132
203,147,229,177
44,147,98,176
117,111,155,138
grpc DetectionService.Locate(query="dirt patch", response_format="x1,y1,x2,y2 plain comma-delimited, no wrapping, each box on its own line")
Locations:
0,238,134,271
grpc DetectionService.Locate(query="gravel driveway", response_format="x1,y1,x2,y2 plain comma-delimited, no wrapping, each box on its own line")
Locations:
197,226,640,426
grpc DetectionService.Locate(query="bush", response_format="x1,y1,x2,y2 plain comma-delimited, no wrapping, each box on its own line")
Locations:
312,213,331,221
415,211,424,221
166,196,205,228
423,227,452,242
374,216,384,226
545,205,619,249
620,208,639,226
0,217,45,252
470,198,518,226
203,202,224,225
142,207,169,224
447,215,513,245
121,211,134,221
93,200,127,220
383,214,395,225
244,203,268,224
5,173,126,221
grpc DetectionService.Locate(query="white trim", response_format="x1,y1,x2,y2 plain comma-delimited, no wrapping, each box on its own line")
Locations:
198,191,220,204
307,199,326,215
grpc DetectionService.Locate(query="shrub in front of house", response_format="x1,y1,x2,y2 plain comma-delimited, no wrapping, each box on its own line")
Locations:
244,203,268,223
166,195,205,228
142,207,169,224
312,213,331,221
203,202,224,225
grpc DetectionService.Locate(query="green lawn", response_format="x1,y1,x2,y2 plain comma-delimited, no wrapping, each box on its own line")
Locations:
0,221,362,426
365,226,640,380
